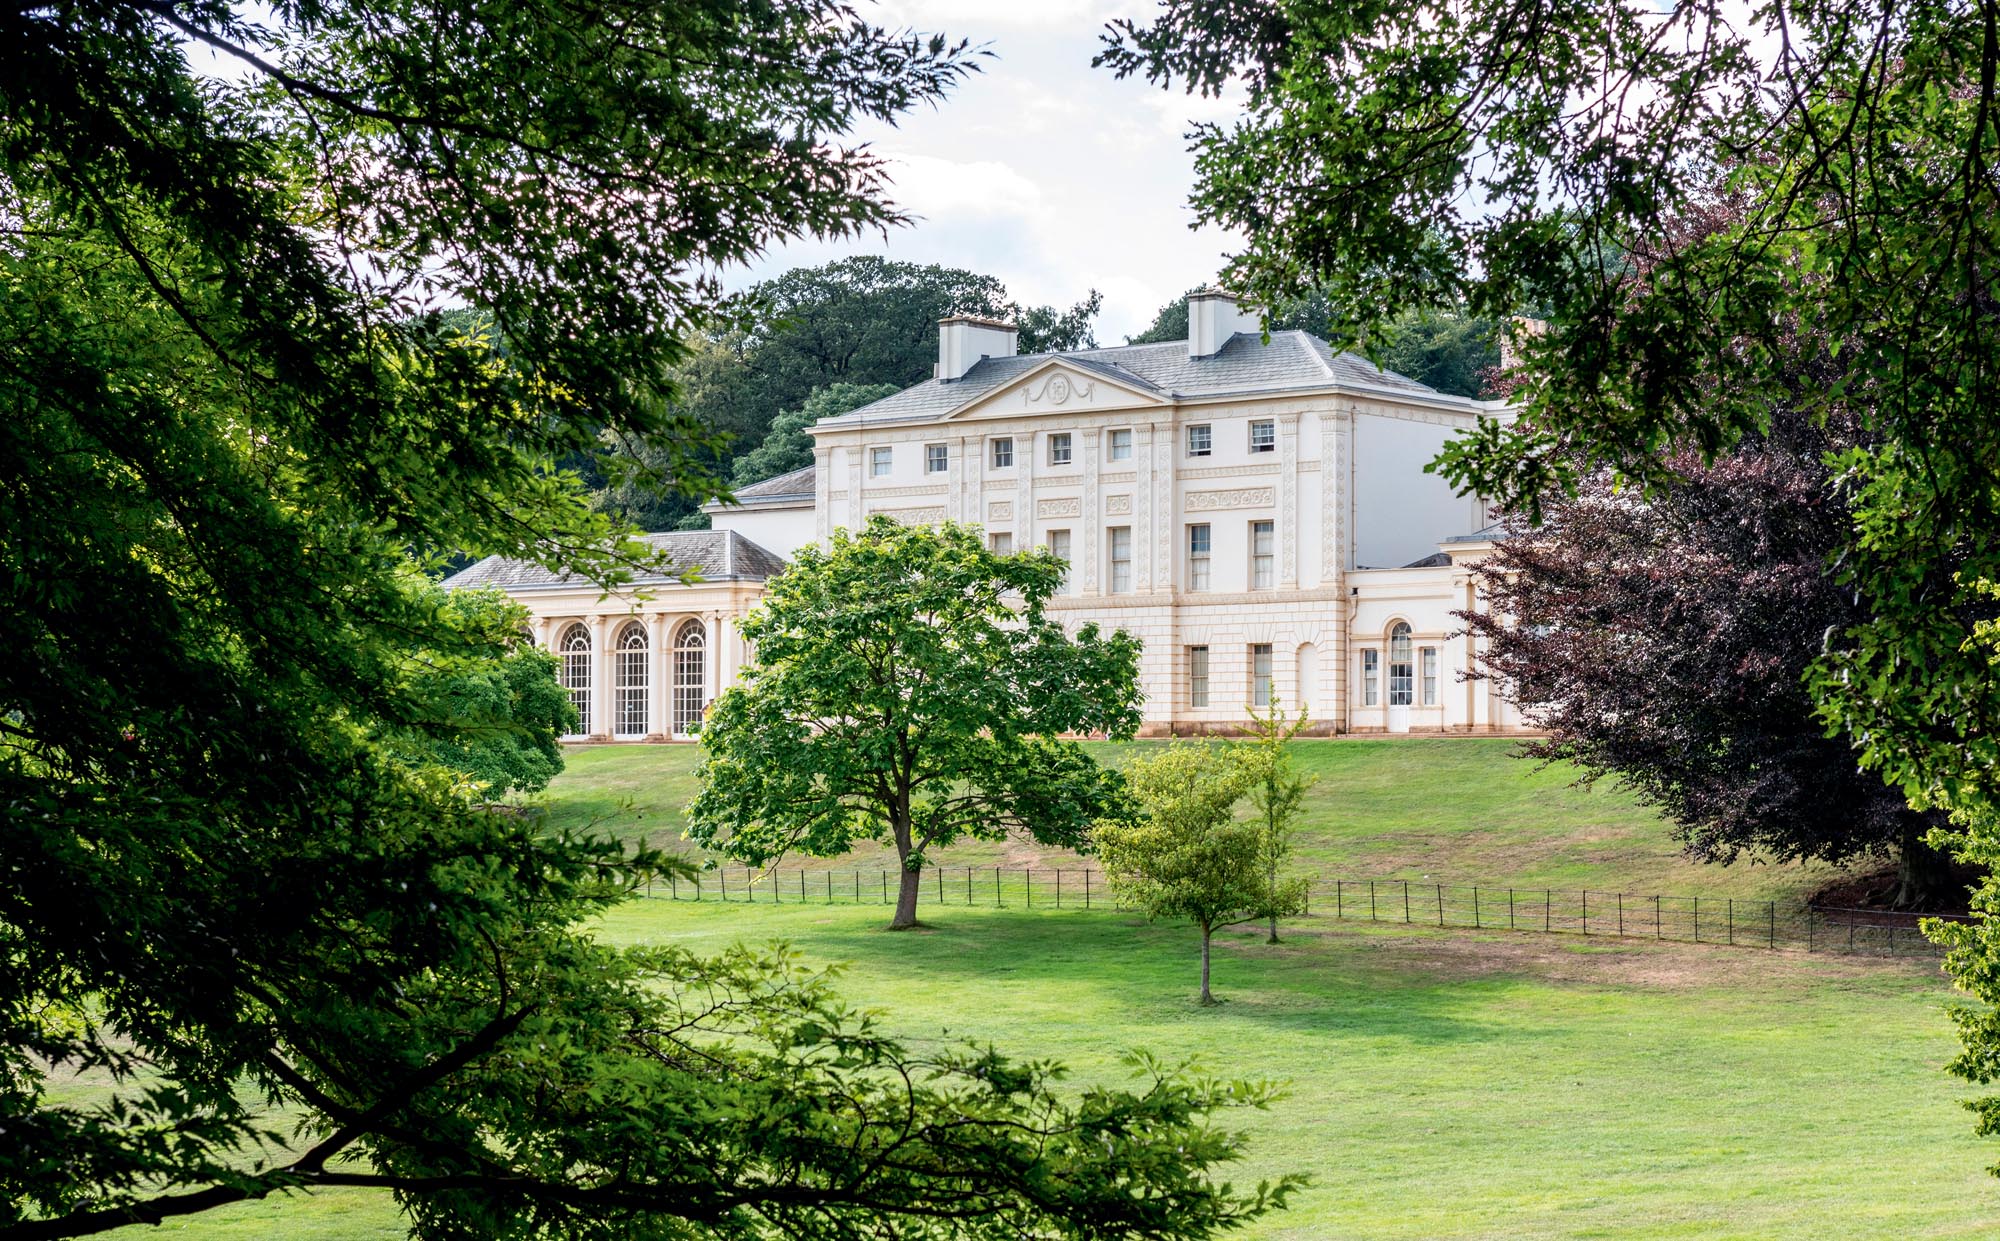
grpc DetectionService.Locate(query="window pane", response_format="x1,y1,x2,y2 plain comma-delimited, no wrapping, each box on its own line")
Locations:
1251,643,1273,707
990,532,1013,554
1109,428,1132,460
1187,523,1211,592
1422,646,1438,706
992,437,1013,468
1186,424,1211,456
1189,646,1209,708
926,443,947,473
1362,648,1379,707
1251,520,1274,589
1389,623,1414,706
559,623,592,735
1047,529,1071,592
870,446,891,477
1250,420,1275,452
1108,526,1132,593
1050,433,1072,465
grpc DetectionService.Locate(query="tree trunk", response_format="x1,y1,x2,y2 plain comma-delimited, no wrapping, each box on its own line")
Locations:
889,859,923,930
1267,912,1279,945
1198,926,1215,1005
1892,821,1955,911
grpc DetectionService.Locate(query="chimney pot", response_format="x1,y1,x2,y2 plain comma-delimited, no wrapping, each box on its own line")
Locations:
1187,288,1258,358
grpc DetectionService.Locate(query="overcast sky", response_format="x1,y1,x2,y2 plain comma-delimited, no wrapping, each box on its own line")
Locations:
736,0,1246,345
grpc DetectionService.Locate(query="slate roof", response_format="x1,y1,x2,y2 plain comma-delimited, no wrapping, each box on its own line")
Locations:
1442,521,1512,545
714,464,815,509
811,330,1446,429
441,529,788,592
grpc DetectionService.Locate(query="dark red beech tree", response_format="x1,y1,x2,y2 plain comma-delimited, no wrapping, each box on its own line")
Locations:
1463,403,1957,909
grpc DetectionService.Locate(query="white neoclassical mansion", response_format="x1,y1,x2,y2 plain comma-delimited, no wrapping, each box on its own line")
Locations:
444,289,1528,740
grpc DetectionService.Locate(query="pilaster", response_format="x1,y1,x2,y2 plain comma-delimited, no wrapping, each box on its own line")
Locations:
588,614,611,741
645,612,668,741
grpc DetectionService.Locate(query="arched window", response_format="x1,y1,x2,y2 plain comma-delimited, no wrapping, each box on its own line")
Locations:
672,619,707,735
558,623,592,736
614,621,649,738
1388,622,1414,707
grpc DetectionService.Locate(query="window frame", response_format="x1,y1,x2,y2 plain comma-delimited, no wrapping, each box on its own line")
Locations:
1048,432,1073,466
1388,623,1415,707
925,443,948,474
1046,529,1072,592
869,445,892,477
1421,645,1439,706
1107,525,1133,593
1186,523,1212,592
1189,645,1210,708
989,531,1013,555
1249,419,1276,453
1250,643,1274,708
1362,648,1380,707
1108,428,1133,461
1185,423,1212,457
991,437,1014,469
1250,519,1275,590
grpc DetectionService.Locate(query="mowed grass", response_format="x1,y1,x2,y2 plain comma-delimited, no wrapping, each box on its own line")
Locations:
541,739,1863,904
109,741,1995,1238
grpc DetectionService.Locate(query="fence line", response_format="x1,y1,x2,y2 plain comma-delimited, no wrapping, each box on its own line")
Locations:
641,863,1963,959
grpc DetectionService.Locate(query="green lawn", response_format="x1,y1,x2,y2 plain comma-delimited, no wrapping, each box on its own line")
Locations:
541,738,1865,904
108,741,1999,1238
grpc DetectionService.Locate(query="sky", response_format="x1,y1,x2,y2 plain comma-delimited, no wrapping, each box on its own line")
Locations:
735,0,1248,345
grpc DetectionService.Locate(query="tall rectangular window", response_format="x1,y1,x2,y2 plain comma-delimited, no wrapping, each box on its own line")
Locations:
870,446,892,477
926,443,948,473
1186,523,1211,591
1249,419,1276,452
1108,526,1132,593
1251,644,1274,707
1189,646,1210,708
1109,428,1133,461
1049,432,1073,466
1422,646,1438,706
1047,529,1071,592
1362,649,1380,706
989,531,1013,555
1250,520,1275,589
991,437,1014,468
1186,424,1212,457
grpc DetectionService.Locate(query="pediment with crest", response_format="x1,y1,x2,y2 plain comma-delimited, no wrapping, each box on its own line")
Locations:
938,358,1168,421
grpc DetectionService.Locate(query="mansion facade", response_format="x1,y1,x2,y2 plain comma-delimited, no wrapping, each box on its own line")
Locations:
443,290,1528,739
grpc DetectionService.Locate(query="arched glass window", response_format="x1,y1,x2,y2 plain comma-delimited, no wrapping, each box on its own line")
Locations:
614,621,649,738
558,623,592,736
1388,622,1414,707
672,619,707,735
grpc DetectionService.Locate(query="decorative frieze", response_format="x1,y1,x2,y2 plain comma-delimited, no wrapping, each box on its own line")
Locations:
871,506,948,524
1105,493,1132,515
1185,487,1275,511
987,500,1014,521
1036,496,1082,519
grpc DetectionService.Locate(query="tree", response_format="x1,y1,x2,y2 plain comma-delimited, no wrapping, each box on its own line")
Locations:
595,259,1103,526
1,1,1298,1233
686,517,1142,930
730,382,899,488
391,587,578,800
1464,405,1955,906
1095,744,1308,1004
1233,700,1317,943
1101,0,2000,1149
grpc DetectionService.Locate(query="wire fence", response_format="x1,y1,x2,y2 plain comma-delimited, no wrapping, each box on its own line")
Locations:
642,864,1967,959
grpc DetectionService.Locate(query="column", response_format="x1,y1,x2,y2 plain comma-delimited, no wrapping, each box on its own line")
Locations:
704,611,722,713
588,614,611,740
1136,424,1154,591
645,612,668,741
814,446,833,547
716,611,738,690
1279,413,1301,589
1015,430,1035,552
1082,430,1100,592
531,616,552,649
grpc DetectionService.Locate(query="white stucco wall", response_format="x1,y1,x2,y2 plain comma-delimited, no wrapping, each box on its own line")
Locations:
1349,412,1488,568
708,504,816,561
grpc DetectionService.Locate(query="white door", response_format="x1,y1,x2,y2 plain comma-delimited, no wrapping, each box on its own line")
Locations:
1387,623,1414,733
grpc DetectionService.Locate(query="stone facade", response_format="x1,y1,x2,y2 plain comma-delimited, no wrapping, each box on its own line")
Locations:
444,291,1530,739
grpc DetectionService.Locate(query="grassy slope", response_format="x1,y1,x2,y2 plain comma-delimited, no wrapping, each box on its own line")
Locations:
541,739,1861,903
112,742,1991,1238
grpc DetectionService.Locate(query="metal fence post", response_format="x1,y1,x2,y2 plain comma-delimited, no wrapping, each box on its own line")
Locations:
1369,880,1378,921
995,866,1002,907
1544,889,1551,933
1617,891,1624,936
1085,869,1092,909
1655,894,1662,939
1473,886,1480,928
1693,897,1700,943
720,869,727,900
1027,867,1033,908
1336,880,1344,920
1056,868,1063,908
1727,898,1734,945
1508,888,1515,929
1437,883,1445,927
1582,890,1589,935
1768,901,1775,948
1403,880,1411,923
968,866,973,906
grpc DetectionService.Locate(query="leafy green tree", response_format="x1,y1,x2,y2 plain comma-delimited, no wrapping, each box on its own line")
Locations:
1234,700,1317,943
730,382,899,488
393,587,578,799
0,1,1296,1234
687,517,1142,930
1101,0,2000,1151
1096,743,1307,1004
